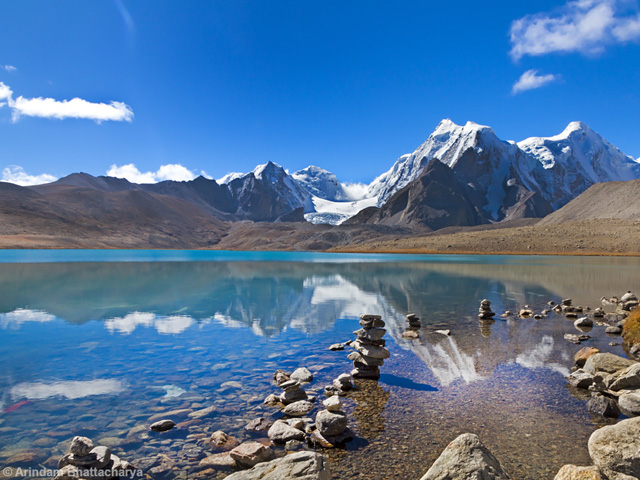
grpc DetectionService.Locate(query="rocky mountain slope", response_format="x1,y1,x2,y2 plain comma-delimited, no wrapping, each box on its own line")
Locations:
539,178,640,225
347,159,487,229
0,181,228,248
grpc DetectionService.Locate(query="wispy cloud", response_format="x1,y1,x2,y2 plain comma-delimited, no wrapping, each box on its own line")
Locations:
2,65,17,73
2,166,57,186
510,0,640,60
0,81,133,123
512,69,559,94
107,163,197,184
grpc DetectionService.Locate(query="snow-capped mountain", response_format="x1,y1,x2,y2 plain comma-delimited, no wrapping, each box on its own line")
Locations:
518,121,640,208
365,119,640,222
210,119,639,226
290,166,376,224
225,161,314,219
291,166,349,201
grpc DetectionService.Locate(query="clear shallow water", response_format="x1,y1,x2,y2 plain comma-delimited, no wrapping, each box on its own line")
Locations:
0,252,639,479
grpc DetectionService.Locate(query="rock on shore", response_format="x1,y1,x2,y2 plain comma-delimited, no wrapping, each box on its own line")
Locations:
419,433,511,480
588,417,640,479
223,451,331,480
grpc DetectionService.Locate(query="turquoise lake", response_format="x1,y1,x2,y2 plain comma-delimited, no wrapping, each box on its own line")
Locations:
1,251,639,479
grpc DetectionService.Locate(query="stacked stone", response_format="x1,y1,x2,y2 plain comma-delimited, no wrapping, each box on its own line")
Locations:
278,379,308,405
348,314,390,380
55,436,137,480
406,313,421,328
478,299,495,320
311,396,350,447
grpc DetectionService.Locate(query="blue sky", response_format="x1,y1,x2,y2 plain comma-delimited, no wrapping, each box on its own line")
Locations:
1,0,639,186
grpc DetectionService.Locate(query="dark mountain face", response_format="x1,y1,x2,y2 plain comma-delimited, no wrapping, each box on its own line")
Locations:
28,170,309,222
0,181,228,247
347,160,487,229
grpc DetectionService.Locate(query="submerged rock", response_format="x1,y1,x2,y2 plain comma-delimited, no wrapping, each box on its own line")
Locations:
223,451,331,480
419,433,511,480
150,419,175,432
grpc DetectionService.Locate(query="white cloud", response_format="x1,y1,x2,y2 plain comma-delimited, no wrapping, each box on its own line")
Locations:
512,69,559,94
0,81,133,123
0,82,12,101
2,166,57,186
341,182,369,201
105,311,194,335
510,0,640,59
0,308,56,329
156,164,197,182
106,163,197,184
2,65,16,73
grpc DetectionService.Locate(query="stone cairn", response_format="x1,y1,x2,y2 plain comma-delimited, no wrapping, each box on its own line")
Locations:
478,299,495,320
55,436,137,480
402,313,421,339
347,314,390,380
310,395,350,447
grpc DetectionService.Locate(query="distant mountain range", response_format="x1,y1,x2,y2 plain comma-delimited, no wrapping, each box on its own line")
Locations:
1,119,639,248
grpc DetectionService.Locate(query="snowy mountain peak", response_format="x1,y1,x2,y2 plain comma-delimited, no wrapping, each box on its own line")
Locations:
367,118,508,206
291,166,347,201
253,161,286,181
217,172,244,184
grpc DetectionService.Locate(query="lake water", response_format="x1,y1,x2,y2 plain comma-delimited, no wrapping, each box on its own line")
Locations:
0,251,639,479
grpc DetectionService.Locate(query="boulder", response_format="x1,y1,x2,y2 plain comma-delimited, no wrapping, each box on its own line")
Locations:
608,363,640,391
267,421,306,444
290,367,313,383
223,451,331,480
583,353,635,375
588,417,640,478
618,391,640,416
419,433,511,480
315,410,348,437
575,347,600,367
568,370,594,389
586,394,620,418
282,400,314,417
575,317,593,328
554,465,605,479
229,442,274,468
199,452,236,470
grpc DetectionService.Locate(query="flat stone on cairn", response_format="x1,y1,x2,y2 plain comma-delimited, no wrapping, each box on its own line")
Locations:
406,313,421,328
478,299,495,320
350,314,390,380
279,379,308,405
